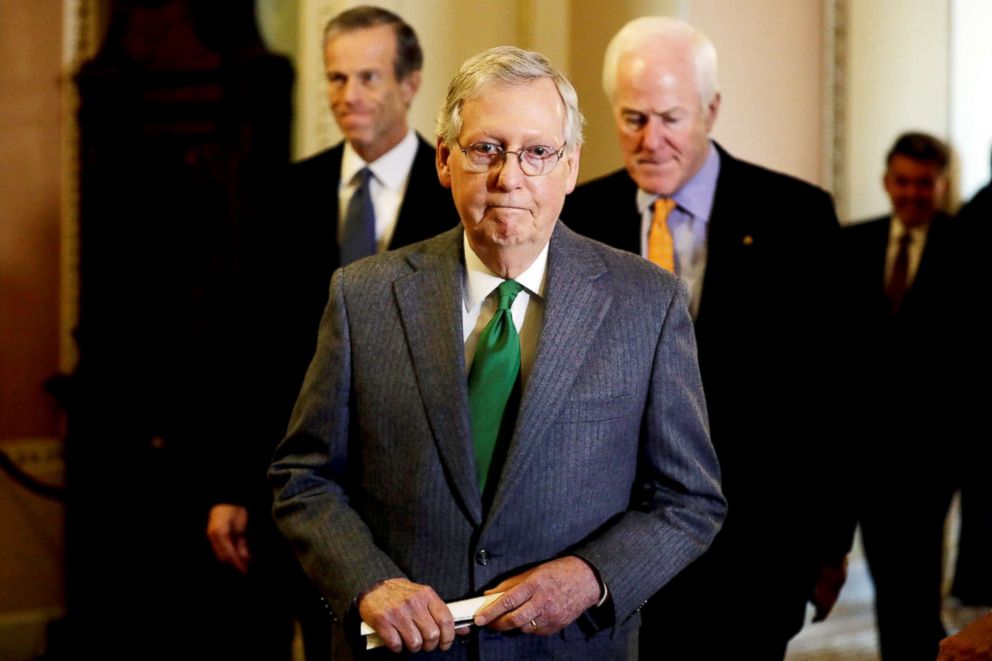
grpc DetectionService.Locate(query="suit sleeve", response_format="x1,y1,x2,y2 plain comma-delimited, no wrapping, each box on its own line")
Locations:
801,188,857,566
573,279,726,624
268,268,405,621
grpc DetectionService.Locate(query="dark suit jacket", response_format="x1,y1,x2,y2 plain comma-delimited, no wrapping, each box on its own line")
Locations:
562,144,854,632
841,213,962,464
269,223,726,659
212,135,458,513
954,185,992,461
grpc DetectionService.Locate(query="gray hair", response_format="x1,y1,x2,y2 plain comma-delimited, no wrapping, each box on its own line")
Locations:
602,16,719,107
322,5,423,81
435,45,584,152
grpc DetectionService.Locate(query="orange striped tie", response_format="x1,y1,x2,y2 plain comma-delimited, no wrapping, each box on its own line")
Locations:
648,197,677,272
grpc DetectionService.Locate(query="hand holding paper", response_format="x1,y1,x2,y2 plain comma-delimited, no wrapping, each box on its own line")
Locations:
361,590,504,651
357,578,453,653
474,557,601,635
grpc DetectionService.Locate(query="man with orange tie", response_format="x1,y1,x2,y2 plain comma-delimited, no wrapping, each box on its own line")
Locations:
562,16,853,659
843,132,960,661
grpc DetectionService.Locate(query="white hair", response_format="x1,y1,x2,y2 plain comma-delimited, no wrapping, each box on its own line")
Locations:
602,16,719,106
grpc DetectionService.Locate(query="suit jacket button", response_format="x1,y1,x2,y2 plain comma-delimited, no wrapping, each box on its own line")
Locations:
475,549,490,566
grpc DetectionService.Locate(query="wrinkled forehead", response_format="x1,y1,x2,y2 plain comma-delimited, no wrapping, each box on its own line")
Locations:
460,79,566,133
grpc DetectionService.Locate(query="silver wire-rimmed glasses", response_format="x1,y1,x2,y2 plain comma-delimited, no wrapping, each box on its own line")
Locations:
457,141,566,176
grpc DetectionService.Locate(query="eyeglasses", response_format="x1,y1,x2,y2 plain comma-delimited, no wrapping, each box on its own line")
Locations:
458,141,566,177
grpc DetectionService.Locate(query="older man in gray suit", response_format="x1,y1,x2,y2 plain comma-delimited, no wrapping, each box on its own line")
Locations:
269,45,725,659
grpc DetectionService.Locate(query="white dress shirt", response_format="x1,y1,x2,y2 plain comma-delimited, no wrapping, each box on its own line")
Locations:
462,233,548,388
339,130,419,252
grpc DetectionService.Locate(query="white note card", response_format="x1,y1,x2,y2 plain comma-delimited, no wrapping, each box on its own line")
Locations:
361,592,504,650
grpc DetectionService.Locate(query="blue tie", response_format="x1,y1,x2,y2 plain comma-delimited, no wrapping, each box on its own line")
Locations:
340,167,376,265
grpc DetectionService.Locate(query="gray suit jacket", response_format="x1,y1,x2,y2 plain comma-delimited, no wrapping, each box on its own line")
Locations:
269,222,725,659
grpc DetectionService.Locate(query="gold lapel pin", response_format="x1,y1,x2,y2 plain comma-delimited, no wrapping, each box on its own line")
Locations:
742,234,754,246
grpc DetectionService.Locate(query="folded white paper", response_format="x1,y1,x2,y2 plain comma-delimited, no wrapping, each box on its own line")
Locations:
361,592,504,650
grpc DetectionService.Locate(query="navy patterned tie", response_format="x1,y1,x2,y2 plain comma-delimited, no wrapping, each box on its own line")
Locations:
340,167,376,265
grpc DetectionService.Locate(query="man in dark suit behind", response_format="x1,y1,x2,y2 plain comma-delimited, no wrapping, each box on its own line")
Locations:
205,7,457,658
843,132,960,660
562,16,854,659
950,149,992,609
269,45,725,660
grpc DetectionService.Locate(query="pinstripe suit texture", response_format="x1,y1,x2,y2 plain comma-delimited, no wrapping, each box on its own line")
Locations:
269,222,725,659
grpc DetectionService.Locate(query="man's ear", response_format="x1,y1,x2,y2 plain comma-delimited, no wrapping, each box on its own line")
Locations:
564,145,581,194
436,137,453,189
400,70,422,107
935,175,949,206
704,92,721,133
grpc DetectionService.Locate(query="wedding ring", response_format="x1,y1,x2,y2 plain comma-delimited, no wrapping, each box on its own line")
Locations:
529,619,538,631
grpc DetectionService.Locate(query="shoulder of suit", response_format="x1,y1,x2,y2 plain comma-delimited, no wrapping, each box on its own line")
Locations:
844,215,889,231
560,224,681,293
712,144,829,202
571,168,635,197
562,169,636,235
292,143,344,170
926,211,958,242
841,216,890,249
403,139,458,227
413,132,436,153
409,134,442,176
932,211,954,225
409,137,442,178
346,226,460,274
721,154,830,201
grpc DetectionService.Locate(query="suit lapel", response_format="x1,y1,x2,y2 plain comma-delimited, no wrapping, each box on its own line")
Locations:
391,137,433,248
912,213,946,288
393,228,484,526
695,144,747,327
485,224,612,524
902,213,948,315
618,173,642,253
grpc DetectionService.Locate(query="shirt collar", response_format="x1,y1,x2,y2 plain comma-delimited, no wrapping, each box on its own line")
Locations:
341,129,418,190
891,215,931,242
636,140,721,221
462,232,549,312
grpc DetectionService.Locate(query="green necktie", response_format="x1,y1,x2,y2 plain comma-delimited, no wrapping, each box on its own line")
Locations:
468,279,524,493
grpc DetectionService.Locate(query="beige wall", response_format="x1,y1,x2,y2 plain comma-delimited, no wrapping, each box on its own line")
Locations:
950,0,992,200
395,0,524,150
688,0,826,186
843,0,950,222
